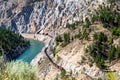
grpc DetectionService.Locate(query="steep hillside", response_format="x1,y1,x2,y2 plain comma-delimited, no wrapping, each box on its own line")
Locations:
1,0,120,80
0,0,106,33
0,29,29,60
35,0,120,80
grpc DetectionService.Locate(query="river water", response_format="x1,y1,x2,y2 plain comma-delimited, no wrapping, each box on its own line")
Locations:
16,39,44,63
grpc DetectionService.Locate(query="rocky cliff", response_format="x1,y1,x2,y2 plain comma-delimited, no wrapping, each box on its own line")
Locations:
0,0,109,79
0,0,106,33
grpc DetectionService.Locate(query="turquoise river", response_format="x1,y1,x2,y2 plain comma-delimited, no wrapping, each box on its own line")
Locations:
16,39,44,63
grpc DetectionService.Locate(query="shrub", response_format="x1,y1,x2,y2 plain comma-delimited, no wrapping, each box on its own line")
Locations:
74,30,81,39
111,27,120,36
0,60,37,80
60,70,66,78
82,28,89,40
85,18,91,28
67,23,76,29
88,32,120,68
92,15,100,23
108,45,120,62
55,35,63,42
93,32,107,42
64,33,70,45
108,0,116,3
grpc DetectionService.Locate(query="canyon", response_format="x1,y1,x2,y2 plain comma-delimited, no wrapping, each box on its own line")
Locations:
1,0,120,80
0,0,105,33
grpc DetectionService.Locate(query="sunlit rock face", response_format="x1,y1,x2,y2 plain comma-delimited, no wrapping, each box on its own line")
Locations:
0,0,105,33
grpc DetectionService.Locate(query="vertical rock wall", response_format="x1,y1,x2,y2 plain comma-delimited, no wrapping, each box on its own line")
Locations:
0,0,106,33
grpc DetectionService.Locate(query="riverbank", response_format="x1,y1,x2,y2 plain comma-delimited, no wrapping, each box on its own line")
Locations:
21,33,52,66
5,44,30,61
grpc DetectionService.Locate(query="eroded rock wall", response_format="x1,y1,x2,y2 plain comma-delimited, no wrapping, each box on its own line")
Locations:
0,0,106,33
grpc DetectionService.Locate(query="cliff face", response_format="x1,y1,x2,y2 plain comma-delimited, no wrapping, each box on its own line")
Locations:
0,0,105,33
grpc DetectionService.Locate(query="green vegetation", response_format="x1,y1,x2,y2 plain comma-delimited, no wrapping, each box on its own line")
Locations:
87,32,120,68
74,28,89,41
74,30,81,39
31,0,44,2
55,35,62,42
107,71,115,80
85,0,120,69
64,33,70,45
60,33,71,47
59,70,76,80
86,32,108,68
61,69,66,78
0,60,37,80
91,15,99,23
66,21,82,29
55,0,120,70
108,0,116,3
55,18,91,47
0,29,36,80
67,23,76,29
0,29,29,56
55,35,63,46
55,33,71,47
111,27,120,36
92,1,120,37
83,18,91,28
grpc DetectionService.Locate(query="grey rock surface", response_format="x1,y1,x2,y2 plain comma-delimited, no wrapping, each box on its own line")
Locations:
0,0,105,33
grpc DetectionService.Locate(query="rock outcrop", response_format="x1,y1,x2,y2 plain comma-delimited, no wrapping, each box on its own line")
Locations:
0,0,106,33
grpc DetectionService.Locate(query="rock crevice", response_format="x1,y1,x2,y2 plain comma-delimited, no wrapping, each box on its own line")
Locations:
0,0,106,33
